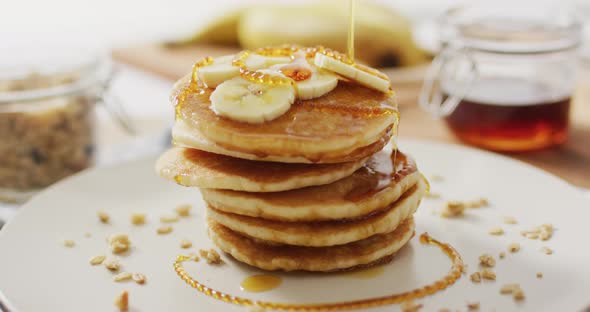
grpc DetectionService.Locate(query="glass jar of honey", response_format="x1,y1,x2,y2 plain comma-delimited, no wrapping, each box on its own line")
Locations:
420,5,581,152
0,47,133,203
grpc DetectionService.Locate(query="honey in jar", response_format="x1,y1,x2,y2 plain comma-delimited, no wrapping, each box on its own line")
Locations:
443,78,571,151
420,4,581,152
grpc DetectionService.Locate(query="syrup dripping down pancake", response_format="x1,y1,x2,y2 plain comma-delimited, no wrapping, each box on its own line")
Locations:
156,147,368,192
207,179,425,247
201,150,421,222
173,76,398,163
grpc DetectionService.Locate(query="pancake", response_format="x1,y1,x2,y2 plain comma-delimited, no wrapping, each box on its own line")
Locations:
156,147,368,192
173,118,393,164
173,76,398,163
208,217,415,272
201,150,421,222
207,178,425,247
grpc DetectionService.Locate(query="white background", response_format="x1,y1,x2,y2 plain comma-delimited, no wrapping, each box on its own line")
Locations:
1,0,589,220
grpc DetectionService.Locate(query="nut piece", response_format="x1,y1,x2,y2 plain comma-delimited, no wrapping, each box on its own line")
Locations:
63,239,75,248
500,284,525,301
132,273,147,284
157,226,173,235
467,302,480,310
200,248,223,264
108,233,131,254
481,269,496,280
508,242,520,253
207,249,223,264
401,300,423,312
104,258,121,271
539,231,551,241
130,213,146,225
175,204,192,217
180,239,192,249
500,284,520,294
441,201,466,218
114,290,128,312
488,227,504,236
540,247,553,255
479,254,496,267
466,197,489,208
513,288,525,301
160,214,179,223
536,272,543,279
89,255,106,265
502,216,518,225
470,272,481,283
98,211,110,224
522,223,554,241
188,252,200,262
114,272,132,282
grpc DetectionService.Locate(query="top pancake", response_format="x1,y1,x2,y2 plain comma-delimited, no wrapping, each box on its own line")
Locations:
172,76,398,163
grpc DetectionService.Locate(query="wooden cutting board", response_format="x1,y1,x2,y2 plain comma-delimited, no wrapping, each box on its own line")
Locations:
113,44,590,188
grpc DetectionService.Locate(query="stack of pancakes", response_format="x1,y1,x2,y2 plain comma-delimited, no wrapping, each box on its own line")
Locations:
157,77,426,272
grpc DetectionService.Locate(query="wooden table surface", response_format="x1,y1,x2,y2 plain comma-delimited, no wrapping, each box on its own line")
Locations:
113,44,590,188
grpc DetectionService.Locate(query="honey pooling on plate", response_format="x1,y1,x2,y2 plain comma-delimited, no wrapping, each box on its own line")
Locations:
240,274,283,293
173,232,464,311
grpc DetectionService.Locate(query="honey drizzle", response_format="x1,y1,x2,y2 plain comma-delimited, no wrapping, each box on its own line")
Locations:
233,51,293,86
347,0,356,60
175,56,213,120
173,232,463,311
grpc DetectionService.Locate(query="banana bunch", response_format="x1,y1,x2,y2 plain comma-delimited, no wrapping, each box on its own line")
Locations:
202,49,390,123
175,1,429,68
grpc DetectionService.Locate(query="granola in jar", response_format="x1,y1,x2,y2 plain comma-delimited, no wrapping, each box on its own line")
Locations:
0,56,111,202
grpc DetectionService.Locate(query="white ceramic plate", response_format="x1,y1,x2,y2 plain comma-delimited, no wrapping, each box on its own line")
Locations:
1,140,589,312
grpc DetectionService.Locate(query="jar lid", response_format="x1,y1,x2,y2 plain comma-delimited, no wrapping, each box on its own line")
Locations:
0,43,135,134
440,3,582,53
0,43,109,103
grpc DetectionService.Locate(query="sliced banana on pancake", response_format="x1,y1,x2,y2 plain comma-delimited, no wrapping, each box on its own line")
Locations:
210,70,295,123
314,52,390,92
272,52,338,100
199,54,290,88
294,67,338,100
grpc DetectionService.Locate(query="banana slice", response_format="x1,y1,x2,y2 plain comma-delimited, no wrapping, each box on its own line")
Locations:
270,51,338,100
314,53,391,92
199,54,289,88
210,70,295,123
263,55,292,66
294,68,338,100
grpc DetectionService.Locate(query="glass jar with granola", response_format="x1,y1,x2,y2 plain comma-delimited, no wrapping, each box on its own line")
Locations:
0,53,117,203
